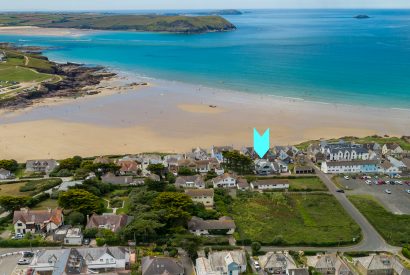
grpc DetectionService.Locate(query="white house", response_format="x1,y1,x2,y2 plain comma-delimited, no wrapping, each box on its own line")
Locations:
196,250,247,275
13,208,63,234
255,159,274,175
0,168,12,180
250,179,290,191
29,247,130,273
382,143,404,157
185,189,214,208
321,160,379,174
212,173,236,188
64,227,83,246
379,161,401,176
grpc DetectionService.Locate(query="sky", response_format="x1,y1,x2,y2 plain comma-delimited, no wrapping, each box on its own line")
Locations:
0,0,410,11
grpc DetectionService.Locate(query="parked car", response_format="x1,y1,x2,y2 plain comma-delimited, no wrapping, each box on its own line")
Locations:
22,251,34,258
344,176,350,180
405,181,410,185
336,189,345,193
365,180,372,185
254,261,261,271
12,233,24,240
395,181,402,185
377,180,385,185
406,190,410,194
385,189,392,194
18,258,31,265
83,238,90,245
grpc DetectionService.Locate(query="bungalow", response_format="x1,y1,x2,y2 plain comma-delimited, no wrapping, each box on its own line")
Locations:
25,159,59,174
204,250,247,275
294,165,315,174
116,159,140,175
175,175,205,189
101,172,134,185
188,216,236,236
353,254,409,275
382,143,404,157
259,251,308,275
185,188,214,208
307,254,353,275
142,256,184,275
251,179,290,191
86,214,133,233
212,173,237,188
29,247,130,274
0,168,12,180
321,160,379,174
13,208,63,234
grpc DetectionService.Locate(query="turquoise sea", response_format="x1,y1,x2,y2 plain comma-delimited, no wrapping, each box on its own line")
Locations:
1,9,410,108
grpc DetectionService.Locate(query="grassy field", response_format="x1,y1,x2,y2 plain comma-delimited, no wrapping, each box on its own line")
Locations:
0,182,29,196
0,13,235,33
0,66,52,82
348,195,410,246
288,177,328,191
32,198,59,210
231,193,361,246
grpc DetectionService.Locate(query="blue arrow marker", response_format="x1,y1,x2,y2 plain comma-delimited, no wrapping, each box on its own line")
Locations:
253,128,270,158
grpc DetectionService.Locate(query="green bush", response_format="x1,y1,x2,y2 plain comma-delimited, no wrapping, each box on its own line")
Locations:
403,245,410,260
0,239,60,248
96,238,106,247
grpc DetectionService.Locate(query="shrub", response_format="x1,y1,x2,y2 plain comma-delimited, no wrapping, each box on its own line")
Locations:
403,245,410,260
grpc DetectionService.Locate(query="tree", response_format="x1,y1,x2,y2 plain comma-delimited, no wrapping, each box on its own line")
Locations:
0,196,28,211
145,178,167,192
251,242,261,256
153,192,194,228
222,151,253,175
58,189,104,215
147,164,165,177
177,167,195,176
58,156,83,171
0,159,19,172
120,218,165,243
172,234,202,259
166,172,176,184
66,211,85,225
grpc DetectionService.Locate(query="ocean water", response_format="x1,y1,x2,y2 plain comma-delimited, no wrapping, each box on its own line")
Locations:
1,9,410,108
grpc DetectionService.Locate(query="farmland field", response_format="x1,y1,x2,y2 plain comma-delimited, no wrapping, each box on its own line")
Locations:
231,193,361,246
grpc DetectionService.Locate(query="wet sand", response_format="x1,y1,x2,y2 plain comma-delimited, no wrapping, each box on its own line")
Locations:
0,26,94,37
0,73,409,161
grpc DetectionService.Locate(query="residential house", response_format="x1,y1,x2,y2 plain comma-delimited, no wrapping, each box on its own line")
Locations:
320,141,369,161
250,179,290,191
29,247,130,274
142,256,184,275
387,156,407,171
93,156,112,164
116,159,140,175
188,216,236,236
185,189,214,208
0,51,5,62
354,254,403,275
190,147,209,160
0,168,12,180
402,158,410,172
178,159,198,173
25,159,59,174
13,208,63,234
196,250,247,275
273,160,289,173
196,160,211,173
211,146,234,163
259,251,308,275
379,161,401,176
255,159,274,175
101,172,134,185
175,175,205,189
212,173,236,188
382,143,404,157
241,147,258,159
53,226,83,245
321,160,379,174
237,178,249,191
307,254,352,275
294,165,315,174
86,214,133,233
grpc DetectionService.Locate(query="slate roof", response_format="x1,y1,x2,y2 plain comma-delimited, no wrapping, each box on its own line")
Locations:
86,214,133,232
185,188,214,197
258,252,297,270
0,168,11,176
175,175,204,186
188,216,235,231
141,256,184,275
208,250,246,273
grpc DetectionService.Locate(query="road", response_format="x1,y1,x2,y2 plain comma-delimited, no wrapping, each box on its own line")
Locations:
310,162,399,252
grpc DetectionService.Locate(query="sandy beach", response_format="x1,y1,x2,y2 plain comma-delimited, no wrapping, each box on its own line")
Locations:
0,72,409,161
0,26,94,37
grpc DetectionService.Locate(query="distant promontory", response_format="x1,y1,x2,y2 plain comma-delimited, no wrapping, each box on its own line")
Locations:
354,15,370,19
0,13,236,34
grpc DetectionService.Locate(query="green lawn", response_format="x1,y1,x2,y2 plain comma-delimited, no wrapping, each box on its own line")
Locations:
289,177,328,191
0,182,29,196
32,198,59,210
348,195,410,246
0,66,51,82
231,193,361,246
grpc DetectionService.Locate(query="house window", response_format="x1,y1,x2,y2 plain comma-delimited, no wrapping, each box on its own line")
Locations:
17,223,22,226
